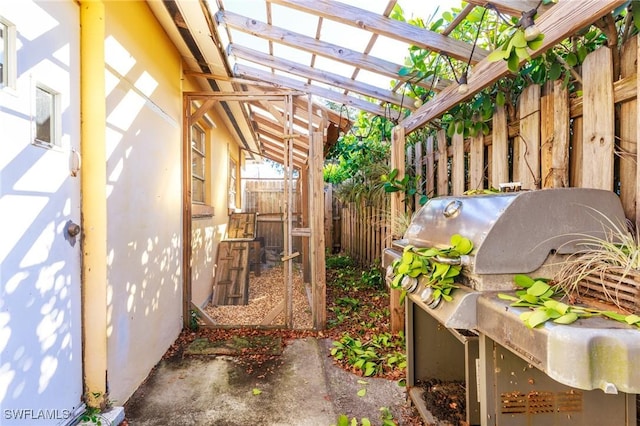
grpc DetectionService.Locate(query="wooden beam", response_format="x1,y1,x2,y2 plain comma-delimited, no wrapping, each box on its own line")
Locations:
269,0,488,64
229,43,410,108
252,113,310,148
400,0,626,134
310,132,326,329
390,126,406,334
217,10,434,90
188,98,216,126
250,100,322,131
235,63,390,116
465,0,551,16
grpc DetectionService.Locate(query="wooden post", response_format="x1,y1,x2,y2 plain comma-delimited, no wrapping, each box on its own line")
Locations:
425,135,435,197
414,138,423,207
310,132,326,329
469,133,484,190
518,84,541,190
540,82,555,188
550,80,569,188
582,46,615,190
437,129,448,196
301,167,310,283
324,183,333,254
620,36,637,222
491,105,508,188
390,126,405,334
452,130,464,195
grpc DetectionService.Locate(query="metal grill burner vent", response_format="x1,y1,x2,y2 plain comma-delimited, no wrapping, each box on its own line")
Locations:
501,390,583,415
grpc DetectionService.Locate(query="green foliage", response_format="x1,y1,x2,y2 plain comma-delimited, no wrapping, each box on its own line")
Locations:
381,168,428,206
389,234,474,306
498,274,640,328
330,332,406,377
189,309,200,331
324,111,391,195
394,1,639,139
326,254,356,269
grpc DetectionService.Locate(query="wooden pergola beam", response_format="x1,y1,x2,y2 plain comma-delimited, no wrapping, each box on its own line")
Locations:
229,43,410,108
465,0,553,17
217,10,434,90
269,0,488,64
235,63,390,116
250,100,322,132
400,0,626,134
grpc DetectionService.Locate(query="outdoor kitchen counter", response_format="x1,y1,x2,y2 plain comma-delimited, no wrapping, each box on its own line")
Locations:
477,292,640,395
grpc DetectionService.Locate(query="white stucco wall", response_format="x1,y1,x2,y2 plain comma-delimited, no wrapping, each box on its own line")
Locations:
0,2,84,423
103,2,183,404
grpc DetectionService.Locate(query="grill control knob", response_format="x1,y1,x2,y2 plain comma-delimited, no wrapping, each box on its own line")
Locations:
420,287,442,309
400,276,418,293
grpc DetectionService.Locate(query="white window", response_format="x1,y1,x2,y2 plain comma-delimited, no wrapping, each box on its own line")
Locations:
33,84,61,147
191,125,206,203
0,16,16,90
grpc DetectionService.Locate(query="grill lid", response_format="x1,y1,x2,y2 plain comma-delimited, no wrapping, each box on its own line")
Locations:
404,188,626,274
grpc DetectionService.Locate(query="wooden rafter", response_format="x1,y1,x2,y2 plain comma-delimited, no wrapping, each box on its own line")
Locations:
235,64,391,116
217,10,434,90
229,44,409,107
268,0,488,64
465,0,553,16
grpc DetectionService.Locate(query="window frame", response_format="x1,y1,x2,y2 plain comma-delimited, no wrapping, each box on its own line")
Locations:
228,158,237,210
32,83,62,149
191,124,206,205
0,16,17,91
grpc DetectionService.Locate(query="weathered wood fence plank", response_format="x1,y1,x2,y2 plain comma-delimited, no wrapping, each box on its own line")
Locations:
582,46,615,190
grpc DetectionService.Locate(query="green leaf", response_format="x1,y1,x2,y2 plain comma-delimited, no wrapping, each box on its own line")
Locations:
511,29,527,48
515,47,530,60
602,311,628,322
357,388,367,397
507,52,520,72
554,312,579,325
565,52,578,66
549,62,562,81
514,274,535,288
625,314,640,325
527,33,545,50
498,293,520,302
496,91,506,107
522,293,539,304
361,418,371,426
527,281,551,297
252,388,262,395
487,49,510,62
526,309,551,328
398,67,411,77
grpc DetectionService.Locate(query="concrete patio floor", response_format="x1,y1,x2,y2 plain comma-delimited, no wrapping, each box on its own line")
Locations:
123,337,411,425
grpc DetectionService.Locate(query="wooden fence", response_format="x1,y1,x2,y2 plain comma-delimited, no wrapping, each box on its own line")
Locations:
242,178,301,253
334,40,640,263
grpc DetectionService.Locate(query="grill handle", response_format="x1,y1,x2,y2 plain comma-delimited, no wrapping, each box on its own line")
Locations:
434,255,470,266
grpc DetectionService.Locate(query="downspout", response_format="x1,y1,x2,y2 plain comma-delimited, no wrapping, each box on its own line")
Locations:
80,0,108,409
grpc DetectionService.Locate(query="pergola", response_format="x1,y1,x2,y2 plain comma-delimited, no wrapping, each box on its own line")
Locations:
147,0,625,328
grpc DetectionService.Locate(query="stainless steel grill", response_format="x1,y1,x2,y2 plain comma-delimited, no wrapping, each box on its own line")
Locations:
383,188,638,426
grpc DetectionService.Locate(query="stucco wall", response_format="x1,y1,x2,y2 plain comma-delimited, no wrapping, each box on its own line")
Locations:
103,1,183,404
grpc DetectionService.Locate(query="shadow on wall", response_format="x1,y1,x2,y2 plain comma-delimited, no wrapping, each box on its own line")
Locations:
1,1,84,419
102,26,183,403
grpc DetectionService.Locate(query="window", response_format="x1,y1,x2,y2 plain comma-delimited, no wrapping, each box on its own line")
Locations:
33,84,61,147
191,125,206,203
0,16,16,90
228,158,237,210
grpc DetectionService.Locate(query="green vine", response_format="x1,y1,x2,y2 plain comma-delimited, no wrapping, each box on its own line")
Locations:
498,274,640,329
390,234,473,305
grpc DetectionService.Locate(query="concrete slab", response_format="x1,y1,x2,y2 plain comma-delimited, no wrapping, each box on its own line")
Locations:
123,337,408,425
